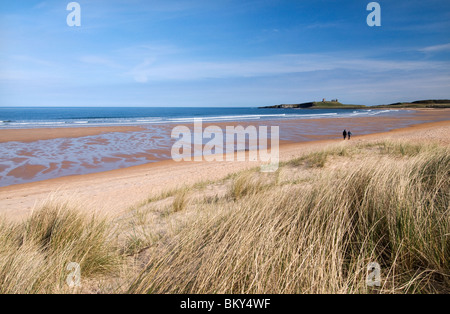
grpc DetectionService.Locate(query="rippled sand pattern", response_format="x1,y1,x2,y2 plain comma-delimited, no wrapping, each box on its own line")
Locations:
0,126,172,187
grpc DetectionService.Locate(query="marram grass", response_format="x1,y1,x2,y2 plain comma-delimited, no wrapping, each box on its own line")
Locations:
1,140,448,294
0,202,121,294
128,142,449,294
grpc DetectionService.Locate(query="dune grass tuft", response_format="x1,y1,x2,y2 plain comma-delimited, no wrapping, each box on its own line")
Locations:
0,202,121,293
172,190,189,213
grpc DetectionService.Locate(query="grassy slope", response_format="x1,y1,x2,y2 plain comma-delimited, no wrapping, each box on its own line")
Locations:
374,100,450,109
1,140,449,294
261,101,367,109
261,99,450,109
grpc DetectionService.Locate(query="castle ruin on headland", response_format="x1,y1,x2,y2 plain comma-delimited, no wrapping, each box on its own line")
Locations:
322,98,339,102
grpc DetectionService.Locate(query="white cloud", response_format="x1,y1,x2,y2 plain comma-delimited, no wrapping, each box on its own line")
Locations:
128,53,449,83
419,43,450,53
10,55,56,67
79,56,123,69
33,2,48,10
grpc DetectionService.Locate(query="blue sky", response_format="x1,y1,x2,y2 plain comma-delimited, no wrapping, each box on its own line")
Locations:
0,0,449,107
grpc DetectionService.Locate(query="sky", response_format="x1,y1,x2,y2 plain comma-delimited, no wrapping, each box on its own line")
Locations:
0,0,449,107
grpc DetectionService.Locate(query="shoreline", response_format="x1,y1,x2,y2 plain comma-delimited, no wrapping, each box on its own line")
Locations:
0,118,449,221
1,108,449,144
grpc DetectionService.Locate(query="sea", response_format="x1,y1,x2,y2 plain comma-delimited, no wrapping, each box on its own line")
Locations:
0,107,404,129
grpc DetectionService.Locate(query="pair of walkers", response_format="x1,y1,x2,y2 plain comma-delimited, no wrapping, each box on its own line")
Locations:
343,130,352,140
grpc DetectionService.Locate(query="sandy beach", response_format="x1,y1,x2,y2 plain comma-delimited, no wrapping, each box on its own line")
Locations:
1,111,449,222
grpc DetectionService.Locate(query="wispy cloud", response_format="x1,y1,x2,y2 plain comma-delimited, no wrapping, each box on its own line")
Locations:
419,43,450,53
306,22,343,29
33,2,48,10
128,53,449,83
10,55,56,67
79,56,123,69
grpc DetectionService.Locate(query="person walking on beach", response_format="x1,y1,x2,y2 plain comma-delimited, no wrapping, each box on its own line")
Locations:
343,130,347,140
348,131,352,140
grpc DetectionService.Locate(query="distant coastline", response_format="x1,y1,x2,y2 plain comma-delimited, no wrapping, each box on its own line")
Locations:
259,99,450,109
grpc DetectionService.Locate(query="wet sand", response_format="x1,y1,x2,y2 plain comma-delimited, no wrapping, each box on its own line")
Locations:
0,125,172,187
0,126,144,143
